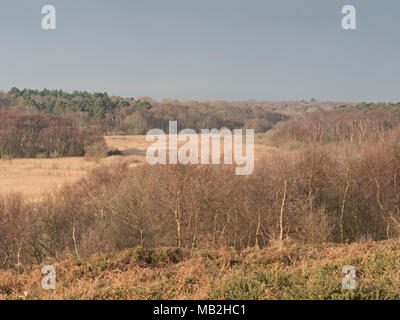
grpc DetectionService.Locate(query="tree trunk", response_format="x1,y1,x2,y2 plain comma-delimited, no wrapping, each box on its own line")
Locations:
340,168,350,243
279,179,287,250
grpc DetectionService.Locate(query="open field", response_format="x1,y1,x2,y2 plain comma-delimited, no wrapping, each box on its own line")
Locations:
0,134,276,199
0,158,96,199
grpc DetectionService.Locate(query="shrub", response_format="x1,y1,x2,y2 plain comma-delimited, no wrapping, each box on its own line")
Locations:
84,141,108,160
107,149,123,156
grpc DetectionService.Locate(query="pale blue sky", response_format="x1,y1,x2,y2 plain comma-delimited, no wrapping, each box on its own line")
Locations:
0,0,399,101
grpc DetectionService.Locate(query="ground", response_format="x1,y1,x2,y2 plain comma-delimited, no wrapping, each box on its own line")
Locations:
2,239,400,300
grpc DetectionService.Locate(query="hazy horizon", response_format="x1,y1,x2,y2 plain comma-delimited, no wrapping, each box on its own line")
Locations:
2,87,390,104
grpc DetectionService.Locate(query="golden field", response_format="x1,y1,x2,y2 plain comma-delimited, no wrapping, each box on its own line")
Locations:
0,134,275,199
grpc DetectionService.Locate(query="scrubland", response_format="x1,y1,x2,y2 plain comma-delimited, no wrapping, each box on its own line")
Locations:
2,240,400,300
1,97,400,299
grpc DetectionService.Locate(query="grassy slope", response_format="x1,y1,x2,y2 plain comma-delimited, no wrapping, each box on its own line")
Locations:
2,239,400,300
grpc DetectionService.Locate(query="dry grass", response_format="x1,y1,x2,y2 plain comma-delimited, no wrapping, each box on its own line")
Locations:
2,239,400,300
0,135,276,199
0,136,149,199
0,158,95,199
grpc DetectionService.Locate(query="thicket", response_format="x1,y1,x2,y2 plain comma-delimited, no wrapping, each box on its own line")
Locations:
270,105,400,145
0,111,104,158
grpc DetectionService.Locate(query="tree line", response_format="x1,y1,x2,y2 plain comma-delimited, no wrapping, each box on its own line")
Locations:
3,88,291,134
270,104,400,146
0,110,104,159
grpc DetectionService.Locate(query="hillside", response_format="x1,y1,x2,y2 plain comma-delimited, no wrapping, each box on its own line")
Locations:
2,239,400,300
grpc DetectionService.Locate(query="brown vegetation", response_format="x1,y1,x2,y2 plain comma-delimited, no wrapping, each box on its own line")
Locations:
2,240,400,299
3,123,400,270
2,99,400,299
0,110,104,159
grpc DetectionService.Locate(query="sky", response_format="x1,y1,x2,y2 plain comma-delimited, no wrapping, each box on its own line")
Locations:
0,0,399,102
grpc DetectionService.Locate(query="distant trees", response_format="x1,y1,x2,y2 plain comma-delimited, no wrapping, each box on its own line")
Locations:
3,88,290,134
0,91,10,108
10,88,388,137
271,105,400,146
0,110,104,158
8,87,128,116
102,103,289,134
